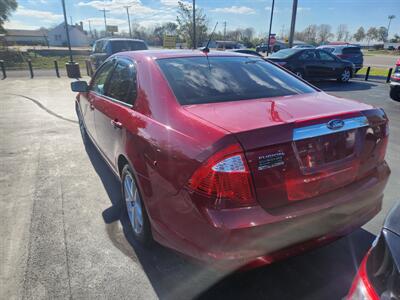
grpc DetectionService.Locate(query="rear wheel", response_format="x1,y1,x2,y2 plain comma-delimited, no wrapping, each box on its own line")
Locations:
338,68,351,83
390,87,400,102
121,165,153,245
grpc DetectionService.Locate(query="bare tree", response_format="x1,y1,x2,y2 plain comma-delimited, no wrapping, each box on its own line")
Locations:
336,24,349,41
353,26,366,42
317,24,333,43
366,27,378,45
377,26,388,42
302,24,317,44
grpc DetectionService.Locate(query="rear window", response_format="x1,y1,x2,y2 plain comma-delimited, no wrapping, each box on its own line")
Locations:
157,56,316,105
109,40,147,53
342,47,361,54
269,48,300,59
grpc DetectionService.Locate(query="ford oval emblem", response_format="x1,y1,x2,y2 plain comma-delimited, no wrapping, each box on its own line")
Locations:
327,119,345,130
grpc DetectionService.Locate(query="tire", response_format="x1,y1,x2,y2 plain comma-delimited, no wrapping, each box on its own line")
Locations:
390,87,400,102
121,164,153,245
337,68,351,83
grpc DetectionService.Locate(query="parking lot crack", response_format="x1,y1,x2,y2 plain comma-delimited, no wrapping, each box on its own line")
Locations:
8,94,78,124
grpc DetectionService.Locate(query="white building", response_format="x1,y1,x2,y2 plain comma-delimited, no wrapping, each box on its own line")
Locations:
48,22,89,47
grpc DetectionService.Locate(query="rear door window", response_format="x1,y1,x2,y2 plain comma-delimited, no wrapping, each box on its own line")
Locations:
106,59,137,105
298,50,317,61
157,56,316,105
317,50,336,61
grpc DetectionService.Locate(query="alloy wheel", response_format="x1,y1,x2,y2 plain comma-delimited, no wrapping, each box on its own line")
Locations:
123,173,144,235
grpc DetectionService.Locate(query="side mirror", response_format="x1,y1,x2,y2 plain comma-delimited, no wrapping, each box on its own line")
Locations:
71,80,88,92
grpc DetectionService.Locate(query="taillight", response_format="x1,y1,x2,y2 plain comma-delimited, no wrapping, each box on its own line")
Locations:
338,54,350,59
348,230,400,300
188,144,256,209
347,251,380,300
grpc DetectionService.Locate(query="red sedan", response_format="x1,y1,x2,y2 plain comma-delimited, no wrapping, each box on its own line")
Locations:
71,50,390,269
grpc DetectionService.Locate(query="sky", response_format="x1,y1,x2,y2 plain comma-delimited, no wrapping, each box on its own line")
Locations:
5,0,400,38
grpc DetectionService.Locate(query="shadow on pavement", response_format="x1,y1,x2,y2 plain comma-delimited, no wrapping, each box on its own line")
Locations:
313,79,379,92
82,128,375,300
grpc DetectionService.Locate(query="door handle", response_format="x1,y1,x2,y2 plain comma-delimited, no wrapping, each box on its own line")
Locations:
111,119,122,129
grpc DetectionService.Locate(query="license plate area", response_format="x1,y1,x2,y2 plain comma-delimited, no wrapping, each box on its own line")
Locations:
294,129,357,170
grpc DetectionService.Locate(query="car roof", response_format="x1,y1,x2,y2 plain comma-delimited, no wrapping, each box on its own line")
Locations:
318,45,359,49
96,38,145,43
384,201,400,236
114,49,256,60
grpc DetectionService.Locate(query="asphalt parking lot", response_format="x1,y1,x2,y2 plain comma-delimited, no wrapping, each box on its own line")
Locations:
0,77,399,300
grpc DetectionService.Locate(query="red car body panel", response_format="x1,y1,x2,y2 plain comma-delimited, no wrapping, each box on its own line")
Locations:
76,50,390,268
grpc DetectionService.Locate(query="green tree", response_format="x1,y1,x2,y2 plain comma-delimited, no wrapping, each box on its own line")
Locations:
353,26,366,42
0,0,18,33
176,1,208,48
366,27,378,43
377,26,388,42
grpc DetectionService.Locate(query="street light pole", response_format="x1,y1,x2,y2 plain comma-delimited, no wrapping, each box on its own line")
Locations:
61,0,73,63
288,0,298,48
192,0,196,49
124,6,132,38
266,0,275,55
387,15,395,42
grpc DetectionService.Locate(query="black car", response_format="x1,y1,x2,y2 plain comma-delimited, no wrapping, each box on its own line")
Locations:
347,201,400,299
90,38,148,69
268,48,355,82
390,60,400,102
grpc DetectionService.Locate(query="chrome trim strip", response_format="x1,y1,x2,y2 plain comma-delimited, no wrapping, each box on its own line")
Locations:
293,116,369,141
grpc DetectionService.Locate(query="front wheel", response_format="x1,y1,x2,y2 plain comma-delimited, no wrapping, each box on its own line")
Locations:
337,68,351,83
121,165,153,245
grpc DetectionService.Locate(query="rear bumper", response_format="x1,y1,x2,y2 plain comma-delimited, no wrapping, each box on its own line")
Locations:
154,162,390,268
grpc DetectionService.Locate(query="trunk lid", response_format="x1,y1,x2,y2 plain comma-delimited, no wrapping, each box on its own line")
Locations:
184,92,388,210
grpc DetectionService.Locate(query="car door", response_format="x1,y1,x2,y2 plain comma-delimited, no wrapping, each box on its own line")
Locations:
94,57,138,168
81,60,115,142
297,49,322,78
317,50,341,78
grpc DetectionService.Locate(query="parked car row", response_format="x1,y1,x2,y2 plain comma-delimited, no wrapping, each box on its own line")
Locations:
390,59,400,102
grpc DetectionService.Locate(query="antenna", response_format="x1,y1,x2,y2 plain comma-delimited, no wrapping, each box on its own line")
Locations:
201,22,218,54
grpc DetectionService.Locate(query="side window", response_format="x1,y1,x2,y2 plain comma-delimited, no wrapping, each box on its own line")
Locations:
106,59,137,105
298,50,317,61
90,60,115,95
318,50,336,62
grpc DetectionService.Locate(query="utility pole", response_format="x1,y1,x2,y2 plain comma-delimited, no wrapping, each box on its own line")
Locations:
280,24,285,40
124,6,132,38
70,16,73,26
223,21,226,49
61,0,73,62
100,8,109,36
192,0,196,49
88,20,93,38
266,0,275,55
387,15,396,42
288,0,298,48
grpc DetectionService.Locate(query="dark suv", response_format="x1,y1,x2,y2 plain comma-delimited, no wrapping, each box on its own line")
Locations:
317,45,363,72
90,38,148,69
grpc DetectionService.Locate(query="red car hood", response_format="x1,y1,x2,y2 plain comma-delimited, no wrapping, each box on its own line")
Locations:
183,92,373,133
